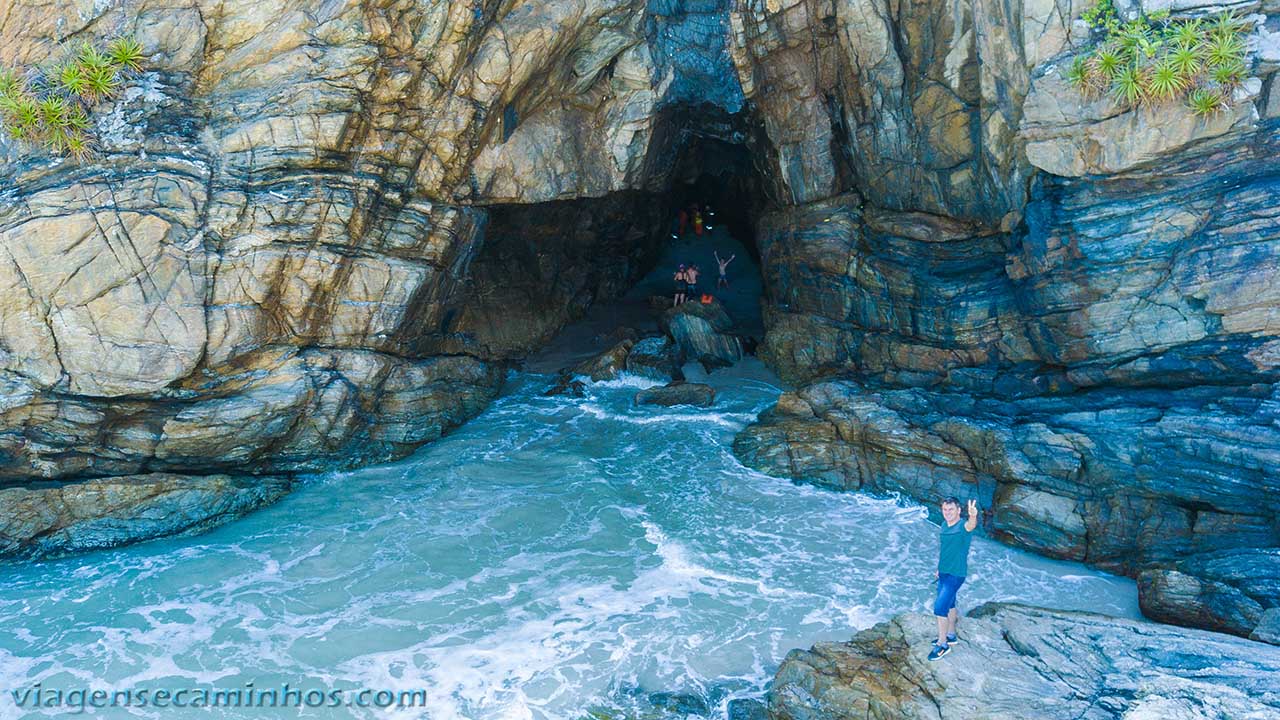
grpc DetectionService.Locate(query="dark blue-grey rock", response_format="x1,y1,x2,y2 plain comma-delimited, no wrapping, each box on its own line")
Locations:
646,690,710,716
635,382,715,407
1253,609,1280,645
0,474,292,560
726,697,768,720
663,299,742,370
626,336,684,382
769,603,1280,720
1138,548,1280,644
570,339,636,382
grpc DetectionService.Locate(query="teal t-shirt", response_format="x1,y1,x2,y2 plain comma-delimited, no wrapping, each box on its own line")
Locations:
938,519,973,577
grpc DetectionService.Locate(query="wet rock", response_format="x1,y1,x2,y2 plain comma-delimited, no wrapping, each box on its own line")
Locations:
768,603,1280,720
570,340,636,382
635,382,715,408
0,350,504,480
543,375,587,398
726,698,768,720
646,691,710,716
625,336,684,383
0,474,292,560
663,299,742,370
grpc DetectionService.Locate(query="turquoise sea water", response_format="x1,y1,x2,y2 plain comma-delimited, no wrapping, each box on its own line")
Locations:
0,359,1138,720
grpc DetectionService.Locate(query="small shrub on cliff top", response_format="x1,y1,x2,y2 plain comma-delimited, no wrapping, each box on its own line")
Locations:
1066,4,1252,115
0,36,146,160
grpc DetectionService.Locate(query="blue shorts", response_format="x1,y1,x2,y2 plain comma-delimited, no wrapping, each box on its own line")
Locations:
934,573,964,617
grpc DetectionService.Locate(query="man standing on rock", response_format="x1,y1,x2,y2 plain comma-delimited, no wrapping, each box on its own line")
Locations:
928,496,978,661
715,250,734,289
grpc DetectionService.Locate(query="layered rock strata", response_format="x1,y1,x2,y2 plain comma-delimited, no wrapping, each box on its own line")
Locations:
0,0,1278,647
734,0,1280,638
0,0,689,555
0,473,292,559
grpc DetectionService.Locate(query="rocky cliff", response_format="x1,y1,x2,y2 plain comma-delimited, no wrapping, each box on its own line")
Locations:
1,0,1278,648
0,0,700,556
727,0,1280,642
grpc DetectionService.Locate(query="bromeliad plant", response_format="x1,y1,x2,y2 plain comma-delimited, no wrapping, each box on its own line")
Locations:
0,37,146,159
1065,2,1252,117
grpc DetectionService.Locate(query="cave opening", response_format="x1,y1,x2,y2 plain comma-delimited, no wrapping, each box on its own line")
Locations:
439,104,776,375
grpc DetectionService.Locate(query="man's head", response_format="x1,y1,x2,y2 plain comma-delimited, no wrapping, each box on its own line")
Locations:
941,496,961,524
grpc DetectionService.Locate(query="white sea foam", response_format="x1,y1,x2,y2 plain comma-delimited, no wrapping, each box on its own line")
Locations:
0,363,1139,720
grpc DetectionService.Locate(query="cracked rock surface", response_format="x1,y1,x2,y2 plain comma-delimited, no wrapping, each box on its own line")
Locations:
767,602,1280,720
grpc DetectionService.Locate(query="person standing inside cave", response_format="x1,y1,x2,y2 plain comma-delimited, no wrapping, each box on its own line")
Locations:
673,264,688,306
928,496,979,661
715,251,735,289
685,264,701,299
678,207,688,237
693,208,704,236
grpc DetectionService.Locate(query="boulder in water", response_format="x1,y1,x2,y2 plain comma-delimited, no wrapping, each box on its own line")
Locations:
727,698,768,720
568,339,635,382
543,375,586,398
626,336,684,382
635,382,715,408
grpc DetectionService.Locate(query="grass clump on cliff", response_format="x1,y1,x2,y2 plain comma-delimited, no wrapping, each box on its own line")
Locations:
0,37,147,159
1066,1,1252,117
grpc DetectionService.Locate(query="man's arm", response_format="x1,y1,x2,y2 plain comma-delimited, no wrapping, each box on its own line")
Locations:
966,499,979,532
715,251,722,262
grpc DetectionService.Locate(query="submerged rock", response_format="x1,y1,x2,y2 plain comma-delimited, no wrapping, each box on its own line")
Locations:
768,603,1280,720
635,383,715,408
726,698,768,720
0,474,292,560
645,691,710,716
543,375,587,398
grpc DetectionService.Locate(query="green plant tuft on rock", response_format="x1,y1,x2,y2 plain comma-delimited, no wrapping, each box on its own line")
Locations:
107,37,146,72
1067,55,1092,91
1188,87,1224,116
0,35,146,160
1168,43,1202,77
1147,59,1188,100
1094,47,1123,79
1065,5,1251,116
1206,32,1245,69
1110,64,1148,107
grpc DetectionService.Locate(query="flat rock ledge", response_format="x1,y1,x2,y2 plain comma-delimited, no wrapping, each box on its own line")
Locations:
768,602,1280,720
0,473,292,560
